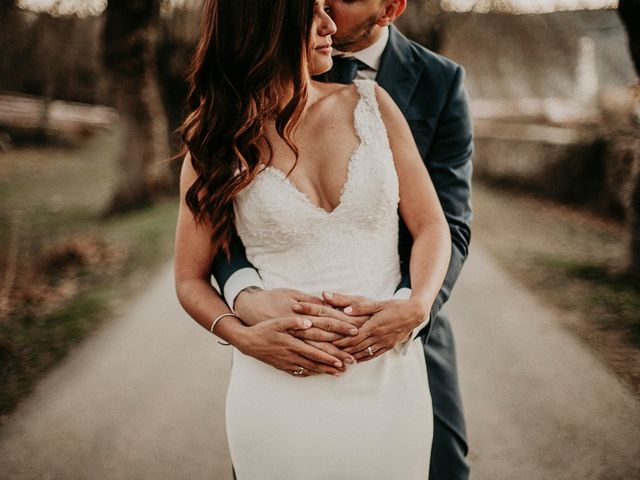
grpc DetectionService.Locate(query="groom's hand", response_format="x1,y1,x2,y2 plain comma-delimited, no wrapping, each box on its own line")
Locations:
290,302,368,341
234,287,323,325
326,293,428,363
234,287,360,347
287,302,365,369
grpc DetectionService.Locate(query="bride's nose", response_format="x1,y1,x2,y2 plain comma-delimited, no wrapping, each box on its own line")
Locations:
318,10,337,37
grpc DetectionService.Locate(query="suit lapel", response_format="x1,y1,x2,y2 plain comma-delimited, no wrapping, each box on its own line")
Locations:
376,26,423,114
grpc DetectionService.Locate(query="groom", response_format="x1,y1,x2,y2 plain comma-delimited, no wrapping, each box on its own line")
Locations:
212,1,473,478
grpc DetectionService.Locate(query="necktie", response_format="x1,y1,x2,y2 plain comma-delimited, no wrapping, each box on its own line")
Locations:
329,56,370,84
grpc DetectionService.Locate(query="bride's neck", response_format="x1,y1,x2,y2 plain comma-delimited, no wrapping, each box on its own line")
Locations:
273,73,319,112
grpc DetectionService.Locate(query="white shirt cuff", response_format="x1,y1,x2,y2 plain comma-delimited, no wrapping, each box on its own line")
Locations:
393,288,412,300
222,268,265,311
392,288,431,354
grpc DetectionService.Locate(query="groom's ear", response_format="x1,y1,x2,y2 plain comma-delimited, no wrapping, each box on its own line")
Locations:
377,0,407,27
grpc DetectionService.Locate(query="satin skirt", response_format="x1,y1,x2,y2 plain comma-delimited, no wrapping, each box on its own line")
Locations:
225,339,432,480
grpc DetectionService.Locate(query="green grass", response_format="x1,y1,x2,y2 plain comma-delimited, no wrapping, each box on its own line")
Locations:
536,258,640,342
472,181,640,393
0,130,179,419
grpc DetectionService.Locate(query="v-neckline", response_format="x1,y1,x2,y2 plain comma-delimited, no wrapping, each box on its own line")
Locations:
262,139,363,216
260,84,365,216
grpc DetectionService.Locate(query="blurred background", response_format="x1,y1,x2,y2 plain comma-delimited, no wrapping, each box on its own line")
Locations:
0,0,639,478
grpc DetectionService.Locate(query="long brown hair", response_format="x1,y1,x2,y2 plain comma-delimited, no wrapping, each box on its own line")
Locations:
179,0,316,259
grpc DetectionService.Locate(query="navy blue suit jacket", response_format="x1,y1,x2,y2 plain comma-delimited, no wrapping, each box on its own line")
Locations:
212,25,473,444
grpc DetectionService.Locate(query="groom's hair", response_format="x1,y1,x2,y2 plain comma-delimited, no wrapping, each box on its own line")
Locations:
179,0,315,259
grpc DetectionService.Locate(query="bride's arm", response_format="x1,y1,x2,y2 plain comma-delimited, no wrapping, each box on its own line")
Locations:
174,154,245,340
382,85,451,313
174,153,347,376
330,85,451,360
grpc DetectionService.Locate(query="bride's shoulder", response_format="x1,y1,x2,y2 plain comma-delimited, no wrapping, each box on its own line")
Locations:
313,81,359,104
314,80,394,108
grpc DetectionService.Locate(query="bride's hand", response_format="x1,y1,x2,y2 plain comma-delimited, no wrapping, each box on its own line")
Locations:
327,293,428,363
236,316,348,377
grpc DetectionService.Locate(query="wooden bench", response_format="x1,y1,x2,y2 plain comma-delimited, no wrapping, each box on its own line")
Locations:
0,91,118,144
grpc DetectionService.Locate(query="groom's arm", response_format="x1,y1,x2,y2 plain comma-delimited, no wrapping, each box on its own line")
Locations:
210,233,321,325
210,231,265,310
398,65,473,342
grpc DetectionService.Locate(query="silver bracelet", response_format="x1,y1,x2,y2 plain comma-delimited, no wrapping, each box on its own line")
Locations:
210,312,238,346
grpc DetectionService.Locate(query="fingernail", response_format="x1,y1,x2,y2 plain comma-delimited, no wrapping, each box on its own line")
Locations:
334,361,342,368
333,373,341,377
324,292,334,298
292,304,302,312
344,357,354,365
303,319,312,328
349,328,358,335
344,306,353,314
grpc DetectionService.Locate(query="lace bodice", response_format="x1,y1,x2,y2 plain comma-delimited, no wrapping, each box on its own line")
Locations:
234,79,401,299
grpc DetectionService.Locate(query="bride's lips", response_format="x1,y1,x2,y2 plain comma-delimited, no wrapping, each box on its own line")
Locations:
315,42,332,54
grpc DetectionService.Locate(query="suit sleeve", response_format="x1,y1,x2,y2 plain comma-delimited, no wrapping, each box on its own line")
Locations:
211,231,264,309
400,65,473,341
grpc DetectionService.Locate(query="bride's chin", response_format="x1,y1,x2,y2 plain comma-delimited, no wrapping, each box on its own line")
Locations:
309,60,332,77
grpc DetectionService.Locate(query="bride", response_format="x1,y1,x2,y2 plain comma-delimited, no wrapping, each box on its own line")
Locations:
174,0,451,478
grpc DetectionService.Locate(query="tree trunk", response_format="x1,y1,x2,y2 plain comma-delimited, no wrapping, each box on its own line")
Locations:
0,0,14,13
629,149,640,274
0,0,17,97
102,0,172,216
618,0,640,274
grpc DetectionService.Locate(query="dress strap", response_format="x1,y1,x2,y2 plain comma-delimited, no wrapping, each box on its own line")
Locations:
353,78,376,100
352,79,389,148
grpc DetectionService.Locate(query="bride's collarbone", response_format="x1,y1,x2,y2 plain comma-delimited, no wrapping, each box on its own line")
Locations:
268,109,359,160
263,123,359,184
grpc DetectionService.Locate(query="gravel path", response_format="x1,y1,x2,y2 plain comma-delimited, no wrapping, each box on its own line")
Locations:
1,245,639,479
0,263,233,479
451,247,640,479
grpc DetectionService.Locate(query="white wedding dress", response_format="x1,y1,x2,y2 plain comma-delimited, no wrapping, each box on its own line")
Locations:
227,79,432,479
